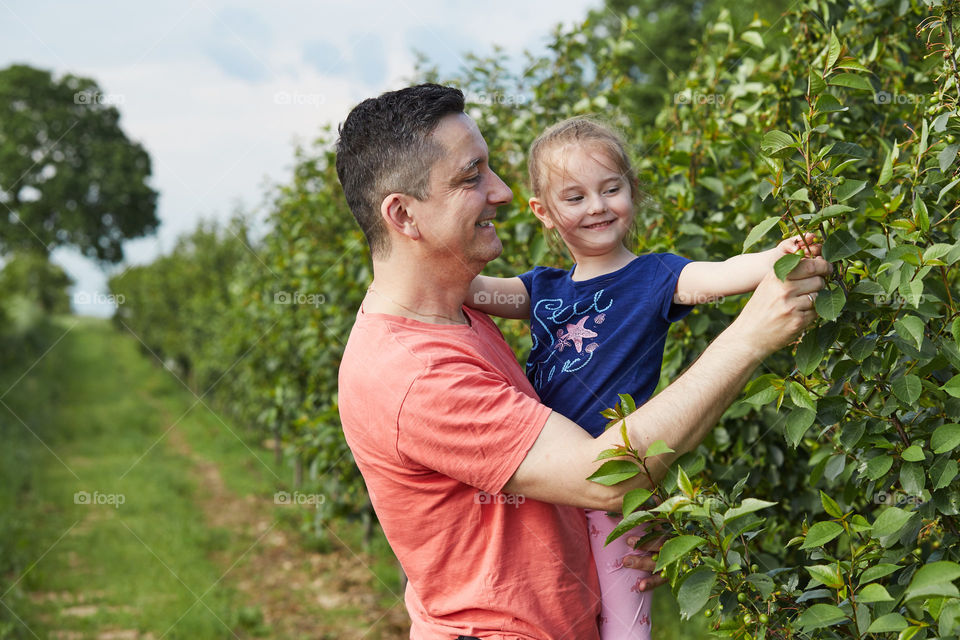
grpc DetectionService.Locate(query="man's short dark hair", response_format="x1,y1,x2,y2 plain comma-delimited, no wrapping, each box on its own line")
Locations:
335,84,465,258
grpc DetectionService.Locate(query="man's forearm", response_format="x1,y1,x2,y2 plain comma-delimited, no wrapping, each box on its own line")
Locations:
607,324,762,485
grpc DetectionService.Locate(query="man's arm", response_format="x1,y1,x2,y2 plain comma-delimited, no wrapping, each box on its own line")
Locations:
674,233,821,305
465,275,530,319
503,257,832,511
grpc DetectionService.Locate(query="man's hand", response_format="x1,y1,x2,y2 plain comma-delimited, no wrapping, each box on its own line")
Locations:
622,535,667,591
729,256,833,358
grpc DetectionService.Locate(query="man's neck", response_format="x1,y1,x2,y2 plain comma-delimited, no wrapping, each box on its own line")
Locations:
366,257,475,325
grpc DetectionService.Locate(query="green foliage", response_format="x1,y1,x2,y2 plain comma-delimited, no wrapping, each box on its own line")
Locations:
0,64,158,262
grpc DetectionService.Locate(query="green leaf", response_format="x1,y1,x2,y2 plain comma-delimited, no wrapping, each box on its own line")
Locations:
828,72,873,91
900,461,924,496
605,510,654,546
834,57,869,72
815,287,846,321
857,583,894,603
773,252,804,282
904,561,960,601
741,30,764,48
892,374,922,405
860,564,900,584
618,393,637,413
761,130,797,158
677,567,716,619
743,216,782,251
677,467,694,498
644,440,675,459
878,143,895,186
817,93,847,113
795,331,825,375
723,498,777,523
788,381,817,411
809,70,827,96
785,408,816,447
895,315,926,349
901,444,925,462
931,423,960,453
867,613,908,633
934,459,958,490
826,30,842,70
834,178,867,201
622,488,653,517
937,177,960,205
939,142,960,173
872,506,914,539
820,490,843,518
654,535,707,572
587,460,641,486
797,603,847,631
865,455,893,481
823,230,860,261
802,521,844,548
941,374,960,398
787,187,811,203
806,564,844,588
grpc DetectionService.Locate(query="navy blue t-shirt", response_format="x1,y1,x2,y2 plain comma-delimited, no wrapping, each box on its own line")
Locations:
518,253,693,438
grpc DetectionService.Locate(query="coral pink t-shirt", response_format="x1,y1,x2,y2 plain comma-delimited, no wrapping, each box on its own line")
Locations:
338,303,601,639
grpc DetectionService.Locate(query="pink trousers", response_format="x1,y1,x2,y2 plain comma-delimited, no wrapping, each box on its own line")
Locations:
586,509,652,640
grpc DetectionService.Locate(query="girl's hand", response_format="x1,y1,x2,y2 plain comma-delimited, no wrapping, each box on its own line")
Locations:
777,232,821,258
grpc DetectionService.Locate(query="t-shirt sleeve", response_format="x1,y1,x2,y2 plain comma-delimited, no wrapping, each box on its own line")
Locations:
397,361,552,495
654,253,695,323
517,267,538,296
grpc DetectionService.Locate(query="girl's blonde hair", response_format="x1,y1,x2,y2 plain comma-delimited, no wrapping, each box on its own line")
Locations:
527,116,642,258
528,116,640,205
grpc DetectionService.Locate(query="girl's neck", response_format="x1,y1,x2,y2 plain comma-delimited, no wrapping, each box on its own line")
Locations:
569,245,637,281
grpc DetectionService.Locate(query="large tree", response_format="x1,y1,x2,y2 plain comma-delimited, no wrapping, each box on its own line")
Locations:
0,64,158,262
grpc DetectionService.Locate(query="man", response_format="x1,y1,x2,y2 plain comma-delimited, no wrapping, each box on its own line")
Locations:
335,84,831,639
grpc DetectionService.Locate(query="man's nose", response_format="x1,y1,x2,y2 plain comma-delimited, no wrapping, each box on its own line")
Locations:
487,169,513,205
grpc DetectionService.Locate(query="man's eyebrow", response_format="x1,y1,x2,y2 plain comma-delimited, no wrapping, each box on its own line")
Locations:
454,158,482,177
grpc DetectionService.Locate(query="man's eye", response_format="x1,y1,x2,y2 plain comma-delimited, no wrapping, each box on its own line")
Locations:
465,174,481,184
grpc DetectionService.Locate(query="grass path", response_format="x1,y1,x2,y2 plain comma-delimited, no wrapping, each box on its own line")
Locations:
0,317,407,639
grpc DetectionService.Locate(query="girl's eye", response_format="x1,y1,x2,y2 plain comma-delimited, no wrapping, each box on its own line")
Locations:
565,195,583,203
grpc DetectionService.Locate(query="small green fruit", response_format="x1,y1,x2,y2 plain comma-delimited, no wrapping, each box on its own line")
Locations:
743,613,754,624
759,613,769,624
738,593,749,603
704,609,714,618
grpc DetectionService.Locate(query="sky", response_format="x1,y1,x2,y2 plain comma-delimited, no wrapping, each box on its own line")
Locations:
0,0,599,316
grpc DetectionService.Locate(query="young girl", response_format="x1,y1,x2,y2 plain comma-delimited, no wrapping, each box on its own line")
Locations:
467,117,820,640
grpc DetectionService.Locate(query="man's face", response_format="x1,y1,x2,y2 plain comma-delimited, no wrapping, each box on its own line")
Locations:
410,113,513,273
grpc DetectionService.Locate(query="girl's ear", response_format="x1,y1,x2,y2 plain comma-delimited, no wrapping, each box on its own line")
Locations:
529,197,555,229
381,193,420,240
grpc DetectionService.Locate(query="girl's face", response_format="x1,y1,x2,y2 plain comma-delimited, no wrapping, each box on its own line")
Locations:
530,144,635,260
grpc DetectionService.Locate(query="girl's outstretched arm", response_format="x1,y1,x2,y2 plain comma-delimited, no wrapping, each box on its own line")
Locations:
466,275,531,319
674,233,821,305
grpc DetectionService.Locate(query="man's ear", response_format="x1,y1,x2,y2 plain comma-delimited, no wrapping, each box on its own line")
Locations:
529,197,555,230
381,193,420,240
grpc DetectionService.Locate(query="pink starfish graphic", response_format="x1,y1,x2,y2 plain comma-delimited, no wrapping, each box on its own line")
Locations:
559,316,598,353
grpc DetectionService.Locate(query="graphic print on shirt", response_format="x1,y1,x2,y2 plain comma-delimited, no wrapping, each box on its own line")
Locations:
527,288,612,388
